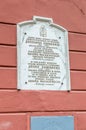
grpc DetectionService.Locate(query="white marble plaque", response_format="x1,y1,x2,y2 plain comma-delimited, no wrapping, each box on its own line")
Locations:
17,16,70,90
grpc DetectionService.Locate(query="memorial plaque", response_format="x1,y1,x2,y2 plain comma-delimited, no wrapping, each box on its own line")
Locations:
31,116,74,130
17,16,70,90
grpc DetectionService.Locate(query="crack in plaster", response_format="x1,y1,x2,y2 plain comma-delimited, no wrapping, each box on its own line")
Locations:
70,0,85,15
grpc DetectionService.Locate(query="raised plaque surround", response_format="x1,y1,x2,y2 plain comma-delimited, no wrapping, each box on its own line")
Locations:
17,16,70,90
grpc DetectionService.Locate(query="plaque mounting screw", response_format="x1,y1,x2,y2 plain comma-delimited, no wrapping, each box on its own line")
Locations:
59,37,61,39
25,82,27,84
61,82,63,85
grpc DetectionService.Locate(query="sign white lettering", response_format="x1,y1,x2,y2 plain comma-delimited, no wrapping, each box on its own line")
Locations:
17,16,70,90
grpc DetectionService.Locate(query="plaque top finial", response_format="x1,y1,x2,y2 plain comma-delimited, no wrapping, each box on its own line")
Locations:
17,16,67,32
33,16,53,23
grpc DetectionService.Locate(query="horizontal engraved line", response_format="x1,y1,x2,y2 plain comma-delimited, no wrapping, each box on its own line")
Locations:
71,69,86,72
69,50,86,53
69,31,86,35
0,43,16,46
0,109,85,113
0,65,16,68
0,22,16,25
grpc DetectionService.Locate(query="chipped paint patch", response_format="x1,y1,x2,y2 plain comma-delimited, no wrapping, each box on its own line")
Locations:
0,122,12,130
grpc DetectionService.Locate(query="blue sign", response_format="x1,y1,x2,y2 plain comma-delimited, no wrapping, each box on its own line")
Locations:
31,116,74,130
